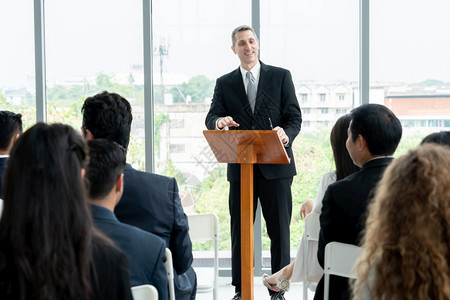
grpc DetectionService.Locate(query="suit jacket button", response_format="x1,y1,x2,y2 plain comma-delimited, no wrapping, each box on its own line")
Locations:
252,126,256,130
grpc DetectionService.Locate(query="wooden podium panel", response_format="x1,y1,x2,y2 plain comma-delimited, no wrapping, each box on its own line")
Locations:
203,130,290,165
203,130,289,300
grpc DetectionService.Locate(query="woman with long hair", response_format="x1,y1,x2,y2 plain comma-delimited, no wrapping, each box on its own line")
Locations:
263,114,360,293
0,123,132,300
353,143,450,300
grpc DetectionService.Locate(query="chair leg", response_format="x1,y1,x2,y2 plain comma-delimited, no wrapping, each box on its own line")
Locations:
324,274,330,300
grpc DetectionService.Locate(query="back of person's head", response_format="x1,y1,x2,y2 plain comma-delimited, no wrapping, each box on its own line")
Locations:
330,114,360,180
81,91,133,150
86,139,126,200
420,131,450,146
349,104,402,155
353,143,450,299
0,110,22,152
0,123,93,300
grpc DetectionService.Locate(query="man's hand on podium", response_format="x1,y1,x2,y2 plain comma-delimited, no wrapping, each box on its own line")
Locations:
273,126,289,145
217,116,240,130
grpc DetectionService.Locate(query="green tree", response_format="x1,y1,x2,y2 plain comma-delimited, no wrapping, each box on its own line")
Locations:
0,91,6,105
170,75,214,103
96,73,114,90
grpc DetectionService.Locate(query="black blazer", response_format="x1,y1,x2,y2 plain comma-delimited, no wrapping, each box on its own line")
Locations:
205,61,302,182
314,157,393,300
91,205,169,300
115,164,195,300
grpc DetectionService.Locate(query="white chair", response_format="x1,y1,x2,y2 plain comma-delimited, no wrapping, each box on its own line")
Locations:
165,248,176,300
303,212,321,300
131,284,158,300
323,241,363,300
187,213,219,300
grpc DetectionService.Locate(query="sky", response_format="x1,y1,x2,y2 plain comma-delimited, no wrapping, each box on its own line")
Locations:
1,0,450,90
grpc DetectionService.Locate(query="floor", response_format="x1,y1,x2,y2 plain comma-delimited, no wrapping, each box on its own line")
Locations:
195,275,316,300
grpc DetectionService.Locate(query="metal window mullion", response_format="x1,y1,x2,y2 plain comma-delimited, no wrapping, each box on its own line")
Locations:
360,0,370,105
34,0,47,122
143,0,155,172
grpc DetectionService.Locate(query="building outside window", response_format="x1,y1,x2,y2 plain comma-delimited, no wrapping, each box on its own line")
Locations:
319,93,326,101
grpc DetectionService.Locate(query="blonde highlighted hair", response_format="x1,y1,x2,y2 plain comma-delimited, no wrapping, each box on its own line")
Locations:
353,144,450,300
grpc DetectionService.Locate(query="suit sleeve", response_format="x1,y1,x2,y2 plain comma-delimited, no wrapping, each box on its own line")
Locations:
205,78,225,130
280,70,302,145
317,185,337,267
168,177,193,274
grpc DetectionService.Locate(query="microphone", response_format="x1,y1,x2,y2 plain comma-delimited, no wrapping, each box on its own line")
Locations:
264,99,274,130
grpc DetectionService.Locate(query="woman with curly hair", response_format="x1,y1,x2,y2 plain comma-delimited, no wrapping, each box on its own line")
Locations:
0,123,133,300
353,143,450,300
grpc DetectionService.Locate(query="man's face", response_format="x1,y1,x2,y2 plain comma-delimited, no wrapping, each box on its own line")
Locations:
231,30,259,69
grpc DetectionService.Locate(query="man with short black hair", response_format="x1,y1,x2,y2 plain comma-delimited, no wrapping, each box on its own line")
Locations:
82,91,196,300
314,104,403,300
0,110,22,198
86,139,168,299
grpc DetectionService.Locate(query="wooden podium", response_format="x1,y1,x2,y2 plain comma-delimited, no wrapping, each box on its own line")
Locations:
203,130,290,300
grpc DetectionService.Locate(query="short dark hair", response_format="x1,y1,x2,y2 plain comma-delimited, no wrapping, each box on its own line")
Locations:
86,139,126,200
0,111,22,151
420,131,450,147
231,25,258,46
350,104,402,155
81,91,132,150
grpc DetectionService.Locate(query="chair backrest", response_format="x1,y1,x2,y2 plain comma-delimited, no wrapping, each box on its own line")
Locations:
187,213,219,300
323,241,363,300
164,248,176,300
304,212,320,242
303,212,321,300
131,284,158,300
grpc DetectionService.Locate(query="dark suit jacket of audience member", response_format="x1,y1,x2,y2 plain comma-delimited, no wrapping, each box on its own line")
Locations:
0,157,7,198
91,205,169,300
90,236,133,300
115,163,195,300
314,157,393,300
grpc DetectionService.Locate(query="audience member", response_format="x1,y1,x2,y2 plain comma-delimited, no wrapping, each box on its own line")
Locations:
420,130,450,146
0,110,22,198
0,123,132,300
86,139,169,299
314,104,402,300
81,91,196,300
263,114,360,292
353,144,450,299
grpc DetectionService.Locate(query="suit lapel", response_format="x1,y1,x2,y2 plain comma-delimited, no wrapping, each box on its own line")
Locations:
255,62,271,114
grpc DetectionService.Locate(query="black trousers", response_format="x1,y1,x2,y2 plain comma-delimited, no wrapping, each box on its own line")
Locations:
229,165,293,293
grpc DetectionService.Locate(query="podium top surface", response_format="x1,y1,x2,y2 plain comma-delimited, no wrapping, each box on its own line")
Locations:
203,130,290,164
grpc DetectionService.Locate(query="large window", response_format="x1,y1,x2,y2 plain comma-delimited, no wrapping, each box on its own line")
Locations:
152,0,250,229
260,0,358,250
44,0,145,168
0,1,36,128
371,0,450,152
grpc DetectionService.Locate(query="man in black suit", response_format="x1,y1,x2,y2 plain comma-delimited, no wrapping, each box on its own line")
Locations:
81,91,196,300
205,25,302,300
314,104,402,300
86,139,168,299
0,111,22,199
